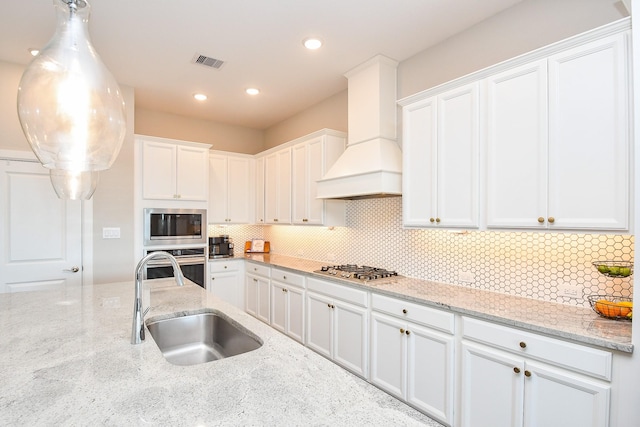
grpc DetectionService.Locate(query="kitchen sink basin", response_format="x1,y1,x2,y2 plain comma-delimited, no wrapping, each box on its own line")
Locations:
146,310,262,366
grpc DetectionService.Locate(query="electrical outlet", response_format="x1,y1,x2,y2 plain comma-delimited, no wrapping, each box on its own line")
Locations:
558,283,583,299
458,271,475,283
327,253,337,262
102,227,120,239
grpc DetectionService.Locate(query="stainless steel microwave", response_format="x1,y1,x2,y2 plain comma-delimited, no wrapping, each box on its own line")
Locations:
144,208,207,246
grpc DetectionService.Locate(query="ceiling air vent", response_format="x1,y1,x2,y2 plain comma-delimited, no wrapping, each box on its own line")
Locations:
192,54,224,69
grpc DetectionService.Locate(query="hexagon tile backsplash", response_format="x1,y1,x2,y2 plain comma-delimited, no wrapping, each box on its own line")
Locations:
209,197,633,308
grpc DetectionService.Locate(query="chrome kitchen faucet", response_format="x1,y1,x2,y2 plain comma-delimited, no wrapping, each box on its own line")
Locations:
131,251,185,344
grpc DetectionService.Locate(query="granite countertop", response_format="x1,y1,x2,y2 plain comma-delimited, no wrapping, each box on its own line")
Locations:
0,279,441,426
240,253,633,353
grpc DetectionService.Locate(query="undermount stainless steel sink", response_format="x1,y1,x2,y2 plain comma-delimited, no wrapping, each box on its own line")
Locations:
146,310,262,366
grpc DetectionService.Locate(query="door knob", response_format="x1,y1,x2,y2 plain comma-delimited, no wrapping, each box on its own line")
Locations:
64,266,80,273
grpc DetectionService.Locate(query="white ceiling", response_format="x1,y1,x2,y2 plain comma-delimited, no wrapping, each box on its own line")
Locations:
0,0,523,130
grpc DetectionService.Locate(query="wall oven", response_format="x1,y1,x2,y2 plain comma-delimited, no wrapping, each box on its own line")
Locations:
144,208,207,246
144,247,206,288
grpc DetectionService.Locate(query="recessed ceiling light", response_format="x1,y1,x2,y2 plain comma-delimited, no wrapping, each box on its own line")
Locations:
28,48,39,56
303,37,323,50
245,88,260,96
193,93,207,101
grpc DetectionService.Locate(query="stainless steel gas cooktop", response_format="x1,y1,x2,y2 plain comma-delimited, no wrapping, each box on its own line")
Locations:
314,265,399,281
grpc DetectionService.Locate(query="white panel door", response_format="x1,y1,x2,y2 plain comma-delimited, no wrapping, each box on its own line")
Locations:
333,300,368,378
0,160,82,293
523,361,610,427
459,342,524,427
486,60,548,228
208,154,228,223
547,33,629,230
176,145,208,201
370,312,406,399
437,82,480,228
226,156,251,223
402,97,437,226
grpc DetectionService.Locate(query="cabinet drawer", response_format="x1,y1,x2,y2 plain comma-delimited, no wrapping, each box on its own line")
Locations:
209,260,241,273
246,262,270,278
462,317,612,380
271,268,305,288
307,277,368,307
371,293,454,334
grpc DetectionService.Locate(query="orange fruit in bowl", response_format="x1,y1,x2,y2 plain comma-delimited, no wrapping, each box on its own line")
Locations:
616,301,633,317
595,299,621,317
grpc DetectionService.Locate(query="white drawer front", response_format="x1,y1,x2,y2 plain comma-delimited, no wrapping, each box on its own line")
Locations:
462,317,612,380
246,262,270,278
209,260,242,273
371,293,454,334
307,277,368,307
271,268,305,288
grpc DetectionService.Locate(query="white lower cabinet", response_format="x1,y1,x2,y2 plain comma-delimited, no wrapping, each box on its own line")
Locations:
208,260,244,309
370,294,455,426
270,268,305,343
306,277,368,378
244,262,271,324
459,317,612,427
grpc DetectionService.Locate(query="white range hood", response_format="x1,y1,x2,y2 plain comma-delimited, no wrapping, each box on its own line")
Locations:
316,55,402,200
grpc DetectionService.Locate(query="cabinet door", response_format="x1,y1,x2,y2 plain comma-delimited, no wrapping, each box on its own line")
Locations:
208,154,228,223
227,156,251,223
486,60,548,229
304,137,325,224
402,97,437,226
370,312,405,399
142,141,177,200
459,342,524,427
407,323,455,425
255,156,265,224
270,281,287,334
523,361,610,427
264,148,291,224
245,274,258,318
436,82,480,228
291,142,309,224
547,33,629,230
209,272,238,306
306,291,333,358
176,145,208,201
257,276,270,324
287,285,305,344
333,300,368,378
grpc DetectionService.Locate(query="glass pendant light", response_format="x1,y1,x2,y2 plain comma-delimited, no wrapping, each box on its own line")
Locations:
16,0,126,199
50,169,99,200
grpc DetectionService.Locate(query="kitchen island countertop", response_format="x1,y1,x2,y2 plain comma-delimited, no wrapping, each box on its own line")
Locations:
240,253,633,353
0,278,442,426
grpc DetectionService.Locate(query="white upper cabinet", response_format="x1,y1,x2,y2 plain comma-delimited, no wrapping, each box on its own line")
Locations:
546,33,629,231
291,132,346,226
402,23,631,233
208,152,253,224
254,155,265,224
485,60,549,228
264,147,292,224
402,82,480,228
486,33,629,231
141,138,210,201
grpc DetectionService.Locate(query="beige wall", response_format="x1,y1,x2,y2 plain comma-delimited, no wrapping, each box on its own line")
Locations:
263,90,348,149
398,0,628,99
92,85,135,284
134,108,264,154
0,60,30,151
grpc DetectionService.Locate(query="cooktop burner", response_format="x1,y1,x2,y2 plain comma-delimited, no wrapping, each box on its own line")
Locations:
315,264,399,281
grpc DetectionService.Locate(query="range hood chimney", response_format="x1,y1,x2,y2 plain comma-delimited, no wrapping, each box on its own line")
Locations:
317,55,402,200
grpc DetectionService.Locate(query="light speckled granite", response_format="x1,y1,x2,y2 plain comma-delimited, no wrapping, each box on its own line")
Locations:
243,253,633,353
0,278,442,426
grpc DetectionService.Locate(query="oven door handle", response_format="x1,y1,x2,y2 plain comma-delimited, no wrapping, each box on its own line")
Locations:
145,256,205,267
